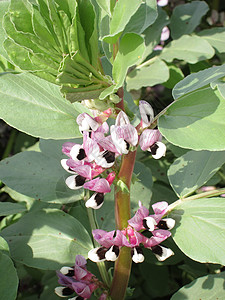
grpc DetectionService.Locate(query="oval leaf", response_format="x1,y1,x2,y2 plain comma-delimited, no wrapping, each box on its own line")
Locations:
170,1,209,39
172,64,225,99
0,252,18,300
0,151,83,203
160,35,215,64
170,198,225,265
126,58,169,91
0,209,92,270
0,73,82,139
171,272,225,300
159,87,225,151
168,150,225,197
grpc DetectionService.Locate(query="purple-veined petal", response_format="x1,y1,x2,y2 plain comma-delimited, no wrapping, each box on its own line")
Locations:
71,165,92,180
93,133,119,154
83,132,100,162
115,111,130,126
56,271,74,287
83,178,111,193
62,142,76,157
92,229,115,248
143,229,171,248
76,113,99,133
75,255,87,268
152,201,168,215
95,122,109,134
74,265,88,281
112,124,138,147
128,202,149,231
72,282,92,299
139,100,154,128
139,129,162,151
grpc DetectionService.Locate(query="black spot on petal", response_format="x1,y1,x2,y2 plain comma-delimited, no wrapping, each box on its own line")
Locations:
150,143,159,155
95,193,104,206
96,247,108,260
77,148,86,160
158,220,169,230
151,245,163,256
75,175,86,187
103,150,115,163
125,140,130,151
112,245,120,257
62,287,74,296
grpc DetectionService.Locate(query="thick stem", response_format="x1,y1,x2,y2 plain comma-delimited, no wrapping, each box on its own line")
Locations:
110,150,137,300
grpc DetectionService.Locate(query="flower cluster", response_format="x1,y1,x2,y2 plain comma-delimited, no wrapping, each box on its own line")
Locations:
62,101,166,209
88,201,175,264
55,255,107,300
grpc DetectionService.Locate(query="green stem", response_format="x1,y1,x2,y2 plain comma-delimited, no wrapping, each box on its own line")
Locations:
110,150,137,300
167,188,225,213
2,129,16,159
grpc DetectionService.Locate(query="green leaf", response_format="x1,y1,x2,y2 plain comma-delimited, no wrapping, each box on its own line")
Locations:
198,27,225,53
170,198,225,265
113,33,145,89
103,0,142,44
211,79,225,99
160,35,215,64
172,64,225,99
0,1,10,60
0,151,83,203
0,236,10,256
126,58,169,91
0,209,92,269
0,202,27,217
168,150,225,198
0,252,19,300
95,0,111,16
158,87,225,151
123,0,158,35
0,73,83,139
163,63,184,89
142,6,169,60
170,1,209,39
171,272,225,300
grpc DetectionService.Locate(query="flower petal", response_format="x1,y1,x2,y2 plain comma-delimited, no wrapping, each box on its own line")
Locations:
85,192,104,209
150,141,166,159
131,247,144,263
70,144,86,161
95,150,116,168
88,247,107,262
65,175,86,190
83,178,111,193
61,159,76,174
139,129,162,151
83,132,100,162
139,101,154,128
105,245,120,261
151,245,174,261
55,286,74,297
76,113,99,132
62,142,76,157
115,111,130,126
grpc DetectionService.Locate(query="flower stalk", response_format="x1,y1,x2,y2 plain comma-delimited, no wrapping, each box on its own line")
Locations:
110,150,137,300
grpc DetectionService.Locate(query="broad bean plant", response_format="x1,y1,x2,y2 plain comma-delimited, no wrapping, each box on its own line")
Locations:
0,0,225,299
